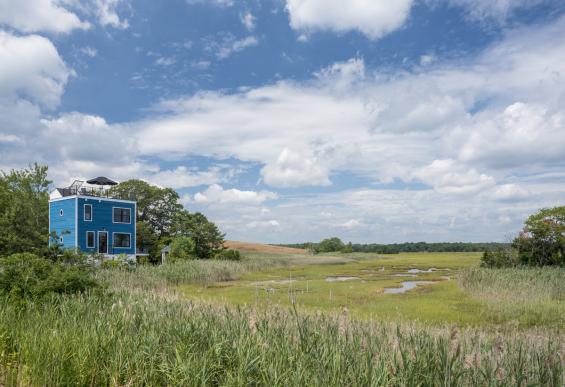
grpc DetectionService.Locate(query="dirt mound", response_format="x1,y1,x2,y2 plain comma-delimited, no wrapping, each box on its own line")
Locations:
224,241,307,254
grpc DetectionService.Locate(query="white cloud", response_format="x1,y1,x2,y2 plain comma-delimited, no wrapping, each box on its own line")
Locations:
339,219,362,229
186,0,234,7
449,0,543,22
0,31,71,109
420,54,435,65
285,0,414,40
492,184,530,202
95,0,129,29
194,184,278,205
240,11,256,31
149,167,228,189
459,102,565,169
155,56,176,66
0,0,90,33
203,33,259,59
261,148,331,188
415,159,495,194
80,46,98,58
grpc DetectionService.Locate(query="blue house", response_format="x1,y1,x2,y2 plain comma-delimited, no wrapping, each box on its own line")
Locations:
49,178,137,259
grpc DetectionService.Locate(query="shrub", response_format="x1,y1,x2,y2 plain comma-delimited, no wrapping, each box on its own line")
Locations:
0,253,98,301
215,249,241,261
480,248,519,268
168,236,196,262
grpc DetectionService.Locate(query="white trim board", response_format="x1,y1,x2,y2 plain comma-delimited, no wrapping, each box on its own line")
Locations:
49,195,136,204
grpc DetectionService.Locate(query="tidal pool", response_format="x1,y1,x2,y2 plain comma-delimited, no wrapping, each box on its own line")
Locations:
384,281,436,294
325,276,360,282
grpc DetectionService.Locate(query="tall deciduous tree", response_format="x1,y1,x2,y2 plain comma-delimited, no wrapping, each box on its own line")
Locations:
513,206,564,266
0,164,51,256
172,210,225,259
109,179,182,237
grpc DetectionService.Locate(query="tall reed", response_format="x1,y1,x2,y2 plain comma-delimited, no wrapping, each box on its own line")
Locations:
0,291,562,386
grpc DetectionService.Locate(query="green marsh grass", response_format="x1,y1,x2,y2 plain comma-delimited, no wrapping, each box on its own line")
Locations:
0,253,563,385
0,292,562,386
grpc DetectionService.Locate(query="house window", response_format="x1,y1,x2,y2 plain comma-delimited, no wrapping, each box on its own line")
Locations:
59,209,64,216
59,236,64,244
113,207,131,224
86,231,95,248
113,233,131,248
84,204,92,221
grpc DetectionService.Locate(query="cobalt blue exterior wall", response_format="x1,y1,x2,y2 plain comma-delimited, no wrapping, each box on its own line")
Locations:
76,197,136,255
49,197,77,249
49,196,136,255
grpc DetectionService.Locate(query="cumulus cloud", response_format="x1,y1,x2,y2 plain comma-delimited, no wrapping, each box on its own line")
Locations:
261,148,331,188
0,31,71,109
459,102,565,169
285,0,414,40
194,184,278,205
150,166,233,189
0,0,90,33
415,159,495,194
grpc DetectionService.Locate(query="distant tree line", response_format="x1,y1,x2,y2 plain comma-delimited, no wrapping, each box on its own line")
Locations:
279,239,508,254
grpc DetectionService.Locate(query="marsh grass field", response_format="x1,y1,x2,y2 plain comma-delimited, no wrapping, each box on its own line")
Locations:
0,246,563,385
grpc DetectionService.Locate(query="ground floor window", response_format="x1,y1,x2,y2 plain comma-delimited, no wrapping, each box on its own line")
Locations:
113,233,131,248
86,231,95,248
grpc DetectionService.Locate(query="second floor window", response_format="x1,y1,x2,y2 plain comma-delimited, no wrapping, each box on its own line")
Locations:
113,207,131,224
84,204,92,221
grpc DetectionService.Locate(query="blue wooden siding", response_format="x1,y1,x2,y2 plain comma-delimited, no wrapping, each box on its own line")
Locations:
76,197,136,255
49,198,76,250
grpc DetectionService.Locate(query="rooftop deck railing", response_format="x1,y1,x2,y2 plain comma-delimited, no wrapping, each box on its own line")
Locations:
56,187,136,201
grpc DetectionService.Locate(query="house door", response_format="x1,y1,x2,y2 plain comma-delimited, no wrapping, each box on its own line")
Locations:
98,231,108,254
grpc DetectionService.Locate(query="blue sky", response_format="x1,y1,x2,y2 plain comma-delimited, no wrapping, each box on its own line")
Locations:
1,0,564,243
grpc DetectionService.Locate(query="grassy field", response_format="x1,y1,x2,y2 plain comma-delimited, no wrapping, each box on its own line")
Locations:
178,251,564,327
0,246,563,385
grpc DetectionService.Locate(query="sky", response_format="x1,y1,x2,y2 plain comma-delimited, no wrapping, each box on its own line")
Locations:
1,0,564,244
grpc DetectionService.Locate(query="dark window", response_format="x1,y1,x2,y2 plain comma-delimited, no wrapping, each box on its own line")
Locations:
86,231,95,248
84,204,92,221
113,208,131,223
113,233,131,248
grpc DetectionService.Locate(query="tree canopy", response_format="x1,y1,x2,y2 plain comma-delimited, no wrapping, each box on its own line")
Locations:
0,164,51,256
513,206,564,266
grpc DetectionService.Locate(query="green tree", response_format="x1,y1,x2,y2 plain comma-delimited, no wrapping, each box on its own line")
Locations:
172,211,225,259
168,236,196,262
316,237,345,253
513,206,564,266
109,179,182,237
0,164,51,256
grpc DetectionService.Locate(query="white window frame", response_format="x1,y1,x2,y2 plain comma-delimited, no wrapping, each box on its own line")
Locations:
112,232,131,249
112,207,132,224
97,231,108,254
59,209,64,216
59,235,64,244
86,231,95,248
84,204,92,221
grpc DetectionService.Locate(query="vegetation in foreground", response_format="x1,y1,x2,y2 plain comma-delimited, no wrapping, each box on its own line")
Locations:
0,289,562,386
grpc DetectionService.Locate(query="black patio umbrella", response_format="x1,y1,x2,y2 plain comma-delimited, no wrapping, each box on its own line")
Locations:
86,176,118,186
